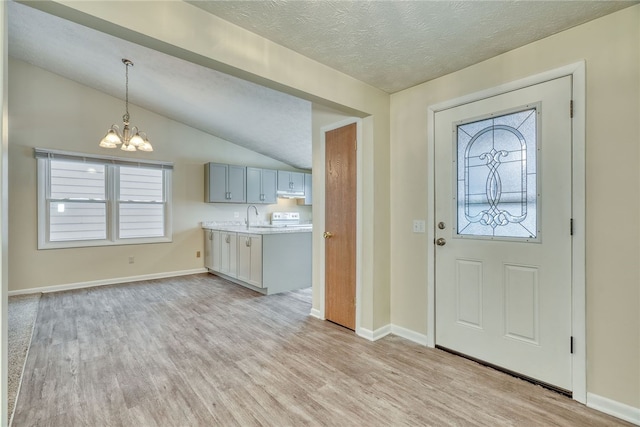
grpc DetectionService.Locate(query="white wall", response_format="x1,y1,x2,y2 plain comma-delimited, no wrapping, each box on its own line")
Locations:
8,58,310,292
390,5,639,410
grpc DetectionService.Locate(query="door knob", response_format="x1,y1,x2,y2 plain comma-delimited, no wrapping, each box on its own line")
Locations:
323,231,333,239
436,237,446,246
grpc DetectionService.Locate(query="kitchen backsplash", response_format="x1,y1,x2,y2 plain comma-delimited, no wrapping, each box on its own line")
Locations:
201,199,312,225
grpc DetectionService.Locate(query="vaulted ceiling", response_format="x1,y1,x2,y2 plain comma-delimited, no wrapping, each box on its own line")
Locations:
8,1,637,169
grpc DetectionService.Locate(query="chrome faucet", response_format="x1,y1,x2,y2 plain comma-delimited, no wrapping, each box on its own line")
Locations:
246,205,258,229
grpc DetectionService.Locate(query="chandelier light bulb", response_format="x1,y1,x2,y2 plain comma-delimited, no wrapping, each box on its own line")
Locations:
129,132,145,147
99,128,120,148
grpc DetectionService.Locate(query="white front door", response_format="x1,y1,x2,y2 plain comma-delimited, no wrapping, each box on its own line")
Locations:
435,76,573,391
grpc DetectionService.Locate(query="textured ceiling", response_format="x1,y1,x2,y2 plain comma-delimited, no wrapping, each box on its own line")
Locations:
189,0,637,93
8,1,638,171
8,1,313,170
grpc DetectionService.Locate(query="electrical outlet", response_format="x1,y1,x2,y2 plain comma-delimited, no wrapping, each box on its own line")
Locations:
128,256,135,264
413,220,426,233
196,251,201,258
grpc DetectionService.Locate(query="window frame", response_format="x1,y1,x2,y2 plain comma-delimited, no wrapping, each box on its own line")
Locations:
36,148,173,250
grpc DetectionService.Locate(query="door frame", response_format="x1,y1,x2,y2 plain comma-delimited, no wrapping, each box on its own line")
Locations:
426,62,586,403
316,118,363,334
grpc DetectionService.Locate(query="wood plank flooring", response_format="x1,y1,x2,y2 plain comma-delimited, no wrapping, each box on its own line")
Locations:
12,274,631,426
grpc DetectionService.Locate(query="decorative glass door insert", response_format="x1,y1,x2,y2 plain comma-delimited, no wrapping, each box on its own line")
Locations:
455,106,539,240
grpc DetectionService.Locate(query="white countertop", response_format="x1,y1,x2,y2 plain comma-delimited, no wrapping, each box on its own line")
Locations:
202,222,312,234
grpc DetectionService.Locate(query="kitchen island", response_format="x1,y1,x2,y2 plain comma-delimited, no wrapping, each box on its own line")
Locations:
202,223,311,295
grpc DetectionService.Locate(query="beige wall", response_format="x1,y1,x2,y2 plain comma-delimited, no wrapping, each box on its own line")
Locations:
8,59,310,292
390,5,640,408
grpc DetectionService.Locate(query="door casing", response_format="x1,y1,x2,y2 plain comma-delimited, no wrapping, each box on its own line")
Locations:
426,62,586,403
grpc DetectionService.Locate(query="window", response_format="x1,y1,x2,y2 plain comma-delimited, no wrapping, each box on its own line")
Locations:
455,107,539,241
36,148,173,249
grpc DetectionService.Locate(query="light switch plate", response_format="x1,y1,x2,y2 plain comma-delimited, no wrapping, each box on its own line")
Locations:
413,220,426,233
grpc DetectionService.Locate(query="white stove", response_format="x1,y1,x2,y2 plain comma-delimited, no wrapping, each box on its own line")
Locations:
270,212,301,227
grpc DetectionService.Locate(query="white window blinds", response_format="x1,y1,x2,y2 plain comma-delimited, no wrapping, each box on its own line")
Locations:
36,148,173,249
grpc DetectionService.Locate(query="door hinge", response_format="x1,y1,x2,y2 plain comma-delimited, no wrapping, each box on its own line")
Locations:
354,139,357,151
570,100,574,118
570,336,574,354
570,218,574,236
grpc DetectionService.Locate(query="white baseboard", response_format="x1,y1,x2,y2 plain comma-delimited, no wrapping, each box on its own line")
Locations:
356,324,429,344
7,268,208,296
587,393,640,425
358,324,391,341
309,308,323,319
390,324,429,346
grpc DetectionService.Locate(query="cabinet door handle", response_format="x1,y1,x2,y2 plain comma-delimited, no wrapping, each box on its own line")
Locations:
209,230,213,240
228,192,232,199
246,238,250,247
225,235,230,243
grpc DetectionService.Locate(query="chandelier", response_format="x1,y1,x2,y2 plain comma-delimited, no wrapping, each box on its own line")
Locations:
99,59,153,152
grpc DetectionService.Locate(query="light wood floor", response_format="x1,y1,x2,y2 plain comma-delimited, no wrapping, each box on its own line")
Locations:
13,274,630,426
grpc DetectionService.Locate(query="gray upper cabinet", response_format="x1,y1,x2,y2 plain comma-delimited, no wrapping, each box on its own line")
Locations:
302,173,312,205
205,162,246,203
247,167,277,204
277,171,305,193
262,169,278,203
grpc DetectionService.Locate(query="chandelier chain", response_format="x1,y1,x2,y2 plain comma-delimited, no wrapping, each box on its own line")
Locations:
123,61,130,123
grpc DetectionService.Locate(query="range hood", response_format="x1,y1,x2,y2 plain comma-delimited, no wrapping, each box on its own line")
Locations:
276,190,305,199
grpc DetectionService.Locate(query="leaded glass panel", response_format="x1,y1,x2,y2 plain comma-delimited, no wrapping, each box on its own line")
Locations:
456,108,538,240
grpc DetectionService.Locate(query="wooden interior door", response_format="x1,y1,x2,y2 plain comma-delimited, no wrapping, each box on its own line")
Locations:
324,123,357,330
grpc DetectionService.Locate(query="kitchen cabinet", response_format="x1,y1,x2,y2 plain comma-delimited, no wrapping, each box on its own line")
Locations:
246,167,277,204
203,227,311,295
302,173,312,205
211,230,221,271
204,229,221,271
204,230,213,269
205,163,246,203
277,170,305,194
237,233,263,287
219,231,237,277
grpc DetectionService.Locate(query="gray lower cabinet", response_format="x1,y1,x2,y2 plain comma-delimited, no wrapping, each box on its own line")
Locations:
204,229,311,295
237,233,262,287
261,232,311,294
205,163,246,203
219,231,237,277
205,229,222,271
246,167,277,204
204,229,216,270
